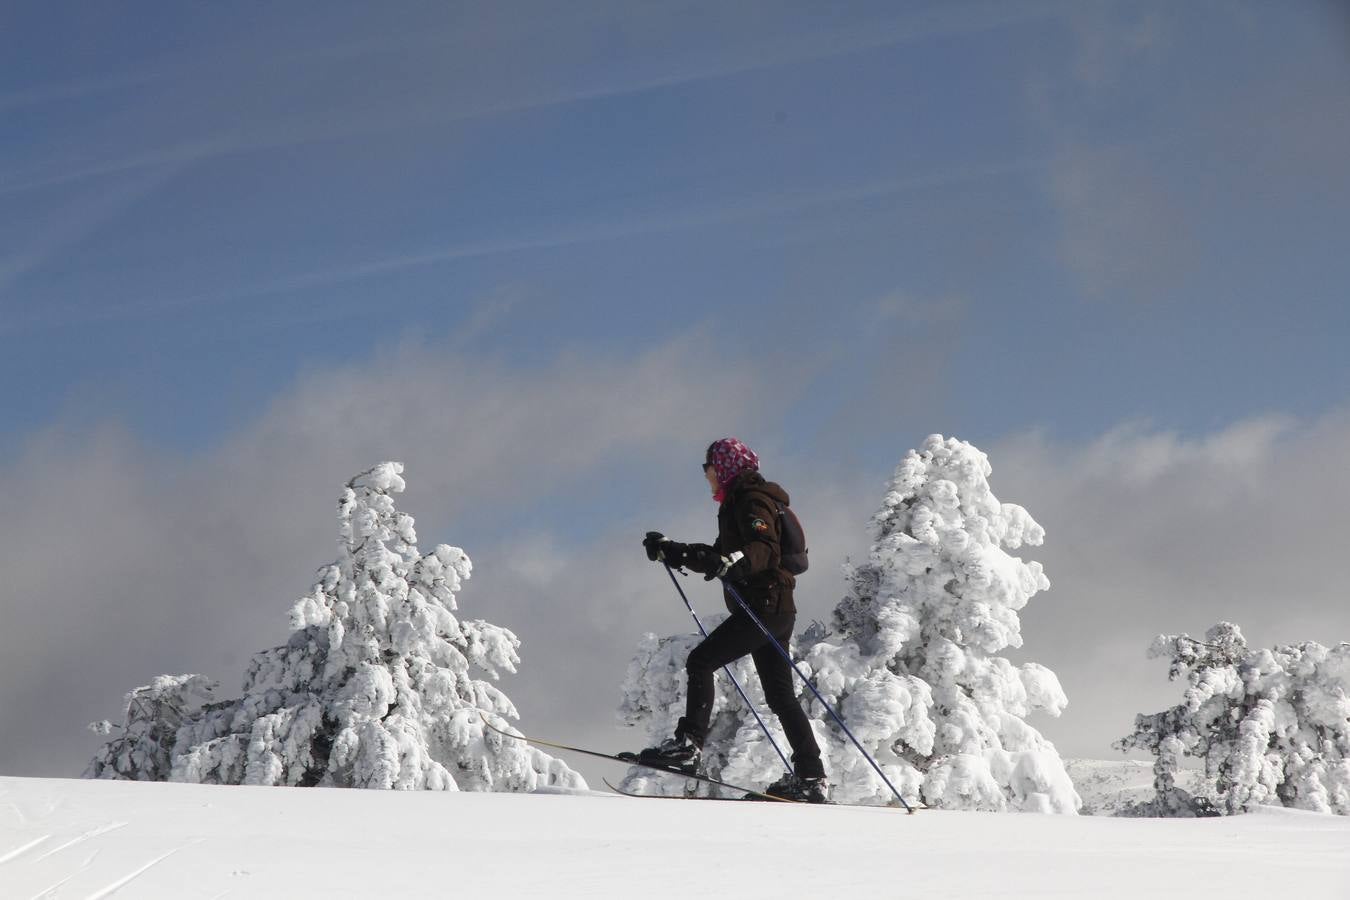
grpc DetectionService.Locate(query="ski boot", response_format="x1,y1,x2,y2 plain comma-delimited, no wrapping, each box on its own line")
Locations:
634,733,701,773
761,772,830,804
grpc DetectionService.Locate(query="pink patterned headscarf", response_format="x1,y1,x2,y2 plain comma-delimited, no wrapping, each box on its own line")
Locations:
705,437,759,502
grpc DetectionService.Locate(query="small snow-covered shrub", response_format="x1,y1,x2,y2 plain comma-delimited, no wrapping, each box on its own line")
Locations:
1117,622,1350,816
86,463,582,792
619,435,1079,812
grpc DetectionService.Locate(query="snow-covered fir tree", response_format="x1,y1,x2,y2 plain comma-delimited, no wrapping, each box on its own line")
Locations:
86,462,582,792
618,435,1079,812
1117,622,1350,816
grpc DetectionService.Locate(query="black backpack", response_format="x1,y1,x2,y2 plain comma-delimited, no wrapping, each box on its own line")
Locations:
777,503,809,575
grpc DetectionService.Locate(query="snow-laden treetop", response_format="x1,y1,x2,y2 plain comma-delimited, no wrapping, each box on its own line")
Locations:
834,433,1049,659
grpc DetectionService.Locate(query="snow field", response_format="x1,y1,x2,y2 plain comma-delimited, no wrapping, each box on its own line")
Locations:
3,776,1348,899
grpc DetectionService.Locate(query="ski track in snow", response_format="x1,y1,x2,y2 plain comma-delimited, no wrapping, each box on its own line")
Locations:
30,874,76,900
26,849,102,900
0,786,191,899
84,841,197,900
0,834,52,865
32,821,127,861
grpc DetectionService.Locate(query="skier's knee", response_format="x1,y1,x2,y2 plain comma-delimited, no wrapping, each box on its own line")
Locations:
686,645,715,676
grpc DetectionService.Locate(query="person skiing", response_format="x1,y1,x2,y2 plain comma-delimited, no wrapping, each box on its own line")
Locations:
638,437,828,803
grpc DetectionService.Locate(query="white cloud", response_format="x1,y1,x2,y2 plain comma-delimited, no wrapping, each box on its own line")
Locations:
989,412,1350,757
1,1,1067,197
22,154,1040,333
873,291,968,327
1066,5,1168,90
1032,4,1350,305
0,167,181,297
0,70,160,114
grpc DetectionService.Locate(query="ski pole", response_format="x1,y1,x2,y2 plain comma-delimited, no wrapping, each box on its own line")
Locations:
721,579,915,813
662,562,794,776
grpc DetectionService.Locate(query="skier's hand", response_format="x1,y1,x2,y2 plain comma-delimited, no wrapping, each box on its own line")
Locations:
724,554,750,582
702,555,730,581
685,546,720,578
703,552,748,582
644,533,693,568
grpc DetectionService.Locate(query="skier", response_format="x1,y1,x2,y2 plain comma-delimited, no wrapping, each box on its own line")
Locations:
638,438,828,803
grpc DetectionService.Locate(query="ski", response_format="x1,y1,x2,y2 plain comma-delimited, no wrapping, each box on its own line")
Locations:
602,777,783,804
602,777,813,803
604,777,929,811
606,777,846,804
603,777,744,801
479,714,795,803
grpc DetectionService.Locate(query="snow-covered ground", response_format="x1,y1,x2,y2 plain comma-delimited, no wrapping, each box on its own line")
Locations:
3,776,1348,899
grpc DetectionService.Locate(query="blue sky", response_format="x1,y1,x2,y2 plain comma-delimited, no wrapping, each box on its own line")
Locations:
3,1,1349,780
6,1,1347,454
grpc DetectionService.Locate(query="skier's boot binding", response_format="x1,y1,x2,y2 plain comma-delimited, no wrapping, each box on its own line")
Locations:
637,733,701,772
764,772,829,804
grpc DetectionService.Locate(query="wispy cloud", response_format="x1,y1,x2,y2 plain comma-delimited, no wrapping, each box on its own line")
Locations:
1026,3,1350,304
0,139,224,197
449,285,533,349
0,165,181,297
9,153,1041,334
0,1,1070,197
1047,143,1195,302
0,70,160,114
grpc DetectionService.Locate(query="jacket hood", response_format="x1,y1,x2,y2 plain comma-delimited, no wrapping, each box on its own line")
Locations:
728,470,789,506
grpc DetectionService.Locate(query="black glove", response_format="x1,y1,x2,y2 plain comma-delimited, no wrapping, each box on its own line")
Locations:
683,545,721,578
697,551,749,582
691,545,734,580
723,555,750,582
644,532,692,568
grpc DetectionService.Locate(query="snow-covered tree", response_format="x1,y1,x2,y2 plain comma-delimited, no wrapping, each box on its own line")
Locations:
1117,622,1350,816
86,462,582,793
619,435,1079,812
84,674,217,781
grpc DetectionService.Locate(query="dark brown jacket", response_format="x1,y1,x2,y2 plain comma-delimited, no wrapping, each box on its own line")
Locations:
712,471,796,616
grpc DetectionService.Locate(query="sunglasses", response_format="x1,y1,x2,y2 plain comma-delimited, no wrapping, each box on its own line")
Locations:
702,463,714,473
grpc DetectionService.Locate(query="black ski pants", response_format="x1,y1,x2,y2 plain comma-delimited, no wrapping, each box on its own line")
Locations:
676,609,825,780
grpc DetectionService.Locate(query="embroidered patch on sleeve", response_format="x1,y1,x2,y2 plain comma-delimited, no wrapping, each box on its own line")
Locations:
750,517,769,532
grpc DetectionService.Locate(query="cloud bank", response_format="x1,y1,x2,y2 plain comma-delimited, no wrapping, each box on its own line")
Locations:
3,330,1347,784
